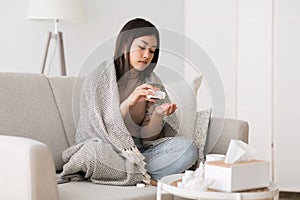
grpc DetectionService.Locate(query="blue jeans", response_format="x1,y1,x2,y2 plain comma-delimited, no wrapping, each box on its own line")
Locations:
141,138,198,180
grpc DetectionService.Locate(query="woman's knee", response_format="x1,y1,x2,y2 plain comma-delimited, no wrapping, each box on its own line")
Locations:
181,140,198,163
168,138,198,165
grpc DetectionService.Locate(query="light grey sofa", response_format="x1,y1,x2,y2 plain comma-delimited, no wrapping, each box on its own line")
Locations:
0,73,249,200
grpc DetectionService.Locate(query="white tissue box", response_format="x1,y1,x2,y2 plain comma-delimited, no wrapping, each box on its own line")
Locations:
205,160,269,192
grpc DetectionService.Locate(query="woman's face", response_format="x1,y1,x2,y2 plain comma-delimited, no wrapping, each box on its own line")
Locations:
129,35,157,71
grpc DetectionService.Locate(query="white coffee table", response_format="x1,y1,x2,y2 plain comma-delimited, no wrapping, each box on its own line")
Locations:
157,174,279,200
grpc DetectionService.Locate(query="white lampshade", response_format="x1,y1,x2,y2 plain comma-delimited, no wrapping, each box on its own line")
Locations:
27,0,84,20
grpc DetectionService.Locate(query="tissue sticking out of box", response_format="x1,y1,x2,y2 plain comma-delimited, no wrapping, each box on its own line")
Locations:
177,163,214,191
224,139,256,164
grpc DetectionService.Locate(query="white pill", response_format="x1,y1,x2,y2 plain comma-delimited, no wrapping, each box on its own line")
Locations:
136,183,145,188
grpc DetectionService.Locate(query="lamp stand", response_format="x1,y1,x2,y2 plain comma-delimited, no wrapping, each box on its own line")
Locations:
41,31,67,76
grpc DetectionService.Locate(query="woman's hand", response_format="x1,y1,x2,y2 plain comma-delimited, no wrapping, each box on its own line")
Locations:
127,83,158,107
154,103,177,116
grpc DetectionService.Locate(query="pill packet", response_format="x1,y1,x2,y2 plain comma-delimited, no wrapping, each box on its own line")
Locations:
146,82,165,100
146,89,166,100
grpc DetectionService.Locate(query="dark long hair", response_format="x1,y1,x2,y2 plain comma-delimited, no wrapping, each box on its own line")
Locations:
114,18,160,81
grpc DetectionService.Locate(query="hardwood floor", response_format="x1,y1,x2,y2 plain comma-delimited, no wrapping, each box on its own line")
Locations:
279,192,300,200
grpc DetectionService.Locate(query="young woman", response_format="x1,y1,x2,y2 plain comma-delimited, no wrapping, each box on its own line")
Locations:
61,18,198,186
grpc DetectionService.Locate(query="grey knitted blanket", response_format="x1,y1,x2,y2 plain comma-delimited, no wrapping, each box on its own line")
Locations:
61,60,179,185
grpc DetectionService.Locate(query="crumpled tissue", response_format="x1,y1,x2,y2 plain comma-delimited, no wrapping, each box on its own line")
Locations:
224,139,256,164
177,163,214,191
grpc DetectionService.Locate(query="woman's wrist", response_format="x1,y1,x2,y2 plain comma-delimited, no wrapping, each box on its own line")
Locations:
125,97,134,107
153,109,166,117
120,99,130,117
154,106,167,116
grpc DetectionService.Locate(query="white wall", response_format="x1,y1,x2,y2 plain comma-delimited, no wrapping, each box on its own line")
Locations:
186,0,300,192
185,0,237,117
185,0,273,162
273,0,300,192
237,0,273,163
0,0,184,76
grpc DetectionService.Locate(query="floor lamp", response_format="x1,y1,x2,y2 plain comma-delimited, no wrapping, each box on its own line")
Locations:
27,0,83,76
41,20,66,75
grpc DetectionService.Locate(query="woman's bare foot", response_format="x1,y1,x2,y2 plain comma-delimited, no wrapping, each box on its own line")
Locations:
150,178,158,186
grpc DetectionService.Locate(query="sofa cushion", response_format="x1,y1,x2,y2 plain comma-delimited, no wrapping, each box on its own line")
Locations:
164,76,202,137
192,108,212,167
48,77,85,146
208,118,249,154
0,73,68,171
49,77,77,146
58,181,173,200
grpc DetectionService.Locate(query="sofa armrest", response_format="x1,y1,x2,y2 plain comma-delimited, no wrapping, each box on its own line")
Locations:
206,118,249,155
0,135,58,200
